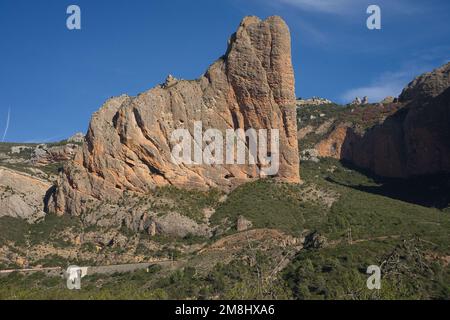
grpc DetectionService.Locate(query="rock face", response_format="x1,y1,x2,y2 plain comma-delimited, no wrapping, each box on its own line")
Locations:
48,16,300,218
0,168,51,222
31,143,80,166
315,124,353,159
315,62,450,178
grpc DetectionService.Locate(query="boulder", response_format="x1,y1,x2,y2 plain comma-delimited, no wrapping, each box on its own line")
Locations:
68,132,85,143
303,231,327,249
236,215,253,232
300,149,320,163
362,96,369,104
351,97,362,105
381,96,395,104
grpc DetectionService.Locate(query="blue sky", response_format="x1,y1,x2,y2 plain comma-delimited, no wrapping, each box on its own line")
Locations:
0,0,449,142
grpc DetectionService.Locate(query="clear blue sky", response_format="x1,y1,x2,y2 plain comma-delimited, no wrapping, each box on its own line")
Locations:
1,0,449,142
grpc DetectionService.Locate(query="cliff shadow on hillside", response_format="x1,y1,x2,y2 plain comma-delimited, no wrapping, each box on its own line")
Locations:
327,160,450,210
324,83,450,210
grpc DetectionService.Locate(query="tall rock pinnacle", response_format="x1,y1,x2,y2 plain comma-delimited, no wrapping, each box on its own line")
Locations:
48,16,300,217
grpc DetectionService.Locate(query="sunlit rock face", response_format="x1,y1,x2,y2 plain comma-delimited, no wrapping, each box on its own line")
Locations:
48,16,300,219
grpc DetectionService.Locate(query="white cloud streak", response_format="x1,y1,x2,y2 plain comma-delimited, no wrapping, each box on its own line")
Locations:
272,0,424,15
2,107,11,142
340,46,450,103
277,0,361,14
340,65,434,103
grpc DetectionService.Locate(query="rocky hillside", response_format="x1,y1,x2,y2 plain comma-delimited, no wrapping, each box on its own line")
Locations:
0,168,50,223
47,16,300,227
298,62,450,178
2,157,449,300
0,139,81,222
1,17,449,301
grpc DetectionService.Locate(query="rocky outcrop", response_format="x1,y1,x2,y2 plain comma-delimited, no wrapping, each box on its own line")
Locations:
48,16,300,221
351,97,362,105
315,124,353,159
400,62,450,103
314,62,450,178
303,231,328,249
236,215,253,232
296,97,333,107
362,96,369,105
68,133,85,144
297,125,315,140
300,149,320,163
0,167,51,222
380,96,395,104
31,143,80,166
350,96,369,105
152,212,211,238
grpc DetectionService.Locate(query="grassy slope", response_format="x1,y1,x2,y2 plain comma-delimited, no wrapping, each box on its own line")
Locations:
1,158,448,299
211,179,324,235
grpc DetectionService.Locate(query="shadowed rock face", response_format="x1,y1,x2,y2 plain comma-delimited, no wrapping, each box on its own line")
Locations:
48,16,300,216
315,63,450,178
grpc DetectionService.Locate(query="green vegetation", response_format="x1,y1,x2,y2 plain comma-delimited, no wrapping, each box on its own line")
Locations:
297,103,401,130
283,239,450,300
210,158,449,299
0,142,36,155
47,140,83,148
297,103,402,148
301,159,450,245
0,140,76,177
40,162,64,176
211,179,325,235
0,162,35,175
149,186,222,223
0,268,168,300
29,214,82,246
0,217,29,246
212,158,449,244
0,152,449,299
0,214,82,247
0,252,290,300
